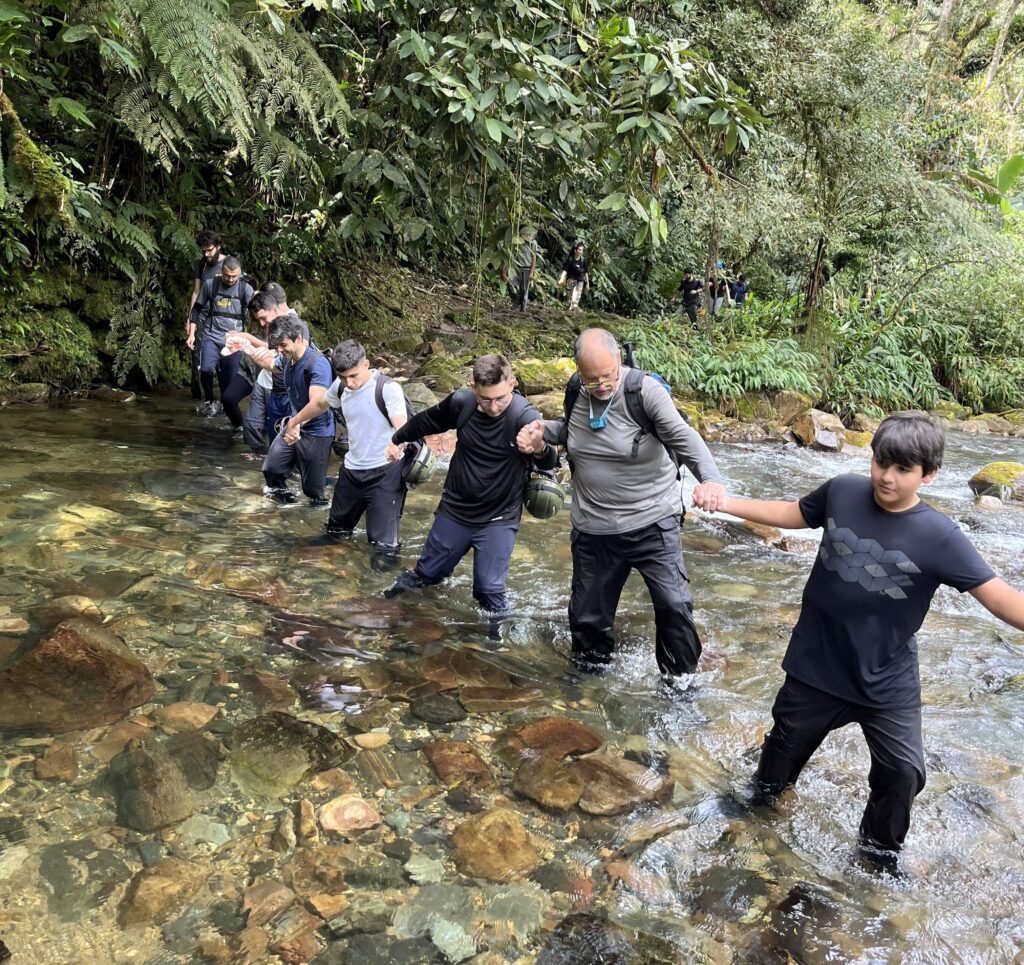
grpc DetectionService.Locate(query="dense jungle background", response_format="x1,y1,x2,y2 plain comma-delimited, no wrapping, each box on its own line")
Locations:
1,0,1022,416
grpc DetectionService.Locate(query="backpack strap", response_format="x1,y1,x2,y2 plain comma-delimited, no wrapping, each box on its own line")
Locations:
453,388,478,431
563,373,581,422
374,374,416,426
621,367,654,459
503,393,531,452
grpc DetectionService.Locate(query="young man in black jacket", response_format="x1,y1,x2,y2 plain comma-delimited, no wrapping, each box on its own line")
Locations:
385,354,558,612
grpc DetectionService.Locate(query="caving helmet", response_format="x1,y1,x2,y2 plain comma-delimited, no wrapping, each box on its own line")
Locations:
524,474,565,519
404,443,437,488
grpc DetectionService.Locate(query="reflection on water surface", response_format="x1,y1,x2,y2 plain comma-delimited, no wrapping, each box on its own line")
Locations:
1,394,1023,963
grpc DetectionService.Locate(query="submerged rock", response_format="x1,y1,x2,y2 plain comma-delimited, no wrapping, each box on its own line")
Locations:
451,809,540,881
535,913,680,964
498,716,604,764
118,857,209,927
34,742,78,782
38,839,132,924
457,685,544,713
424,740,495,788
105,741,198,832
410,692,467,724
228,712,353,798
0,619,154,734
574,755,668,816
513,757,584,812
319,795,382,833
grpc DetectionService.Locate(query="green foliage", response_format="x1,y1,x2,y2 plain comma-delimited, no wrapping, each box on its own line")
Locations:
106,270,170,385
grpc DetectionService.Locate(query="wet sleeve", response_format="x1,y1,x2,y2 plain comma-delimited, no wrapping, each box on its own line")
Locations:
392,393,458,444
935,523,997,592
797,478,832,530
641,379,723,484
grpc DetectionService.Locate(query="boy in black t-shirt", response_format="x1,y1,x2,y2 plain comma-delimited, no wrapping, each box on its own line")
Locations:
695,411,1024,865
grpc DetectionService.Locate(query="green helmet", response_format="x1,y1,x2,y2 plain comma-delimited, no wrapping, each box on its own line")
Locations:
403,443,437,487
524,475,565,519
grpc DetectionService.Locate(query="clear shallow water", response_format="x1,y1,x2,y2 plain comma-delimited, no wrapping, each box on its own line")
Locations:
0,394,1023,963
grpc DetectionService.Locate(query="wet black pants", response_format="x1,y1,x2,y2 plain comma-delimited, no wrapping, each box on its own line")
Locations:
568,516,700,676
756,675,926,852
221,372,253,429
262,433,333,500
328,461,406,547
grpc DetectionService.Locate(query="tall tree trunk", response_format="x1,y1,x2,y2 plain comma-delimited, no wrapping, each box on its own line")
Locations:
985,0,1023,89
906,0,930,60
703,208,719,337
802,235,827,323
935,0,957,41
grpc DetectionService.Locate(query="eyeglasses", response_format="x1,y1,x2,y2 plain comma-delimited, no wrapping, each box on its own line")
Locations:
579,365,621,391
475,389,513,408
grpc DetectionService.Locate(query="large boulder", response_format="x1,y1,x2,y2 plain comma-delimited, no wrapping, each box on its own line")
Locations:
930,400,971,421
791,409,845,452
401,381,441,413
513,358,576,395
734,390,813,427
0,619,154,734
968,462,1024,502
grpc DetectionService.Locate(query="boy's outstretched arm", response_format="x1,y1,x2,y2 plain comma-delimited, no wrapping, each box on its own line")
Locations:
694,493,809,530
970,579,1024,632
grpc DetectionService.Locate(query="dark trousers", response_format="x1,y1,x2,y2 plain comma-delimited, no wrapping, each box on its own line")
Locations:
328,461,406,547
262,432,333,500
756,675,926,852
221,372,253,429
396,514,519,611
569,516,699,675
243,388,290,454
199,337,241,403
515,267,532,311
683,303,699,325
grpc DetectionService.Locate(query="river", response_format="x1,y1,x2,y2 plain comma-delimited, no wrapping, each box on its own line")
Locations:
0,394,1022,964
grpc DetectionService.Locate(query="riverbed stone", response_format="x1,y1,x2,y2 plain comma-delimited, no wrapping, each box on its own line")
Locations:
243,880,297,926
31,595,102,623
574,755,667,816
513,757,584,812
0,618,154,734
118,857,210,927
457,685,545,714
166,730,222,791
424,740,495,788
968,462,1024,501
535,913,679,964
238,670,298,711
228,712,353,798
38,839,132,923
34,742,78,781
791,409,845,452
153,701,220,732
319,794,382,833
451,809,540,881
106,740,198,832
498,716,604,764
411,692,468,724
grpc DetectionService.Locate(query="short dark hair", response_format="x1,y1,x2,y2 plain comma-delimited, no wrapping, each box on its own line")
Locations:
472,353,512,386
332,340,366,372
223,255,242,272
197,231,222,249
260,281,287,305
872,411,944,474
683,267,694,274
738,273,746,282
248,290,278,315
267,315,305,348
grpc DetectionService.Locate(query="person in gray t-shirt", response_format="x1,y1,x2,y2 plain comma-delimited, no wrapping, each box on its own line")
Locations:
517,328,727,677
511,226,539,312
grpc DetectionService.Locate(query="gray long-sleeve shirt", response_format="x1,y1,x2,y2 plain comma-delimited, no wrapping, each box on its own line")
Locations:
543,375,723,535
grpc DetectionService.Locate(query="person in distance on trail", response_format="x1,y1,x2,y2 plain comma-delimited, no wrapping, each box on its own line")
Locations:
511,226,540,312
694,411,1024,871
383,354,558,613
729,273,749,309
516,328,727,678
679,267,703,325
284,340,410,560
187,255,255,418
261,315,334,505
186,230,226,399
558,240,590,312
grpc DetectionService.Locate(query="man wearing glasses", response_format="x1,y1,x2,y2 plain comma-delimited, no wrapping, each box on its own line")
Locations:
383,354,558,613
517,328,727,678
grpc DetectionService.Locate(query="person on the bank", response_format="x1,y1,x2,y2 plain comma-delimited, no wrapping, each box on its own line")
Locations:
186,231,226,399
261,316,334,505
186,256,254,417
679,268,703,325
511,227,539,312
516,328,727,676
708,274,727,315
383,354,558,612
558,241,590,312
284,340,408,554
729,273,749,308
695,411,1024,865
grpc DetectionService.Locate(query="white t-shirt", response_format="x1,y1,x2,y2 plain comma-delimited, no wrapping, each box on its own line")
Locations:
326,370,406,470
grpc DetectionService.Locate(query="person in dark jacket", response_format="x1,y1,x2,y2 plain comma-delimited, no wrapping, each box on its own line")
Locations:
558,241,590,311
186,231,225,399
679,268,703,325
384,354,558,613
729,273,749,308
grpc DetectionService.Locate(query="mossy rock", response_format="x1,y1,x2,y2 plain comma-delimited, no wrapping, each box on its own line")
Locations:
1000,409,1024,430
514,357,575,394
0,382,50,403
844,430,874,448
848,412,880,433
674,400,706,434
415,354,471,393
731,390,812,426
968,462,1024,501
19,267,87,308
160,343,192,388
527,391,564,420
930,400,971,421
979,414,1013,436
81,281,125,325
2,308,102,387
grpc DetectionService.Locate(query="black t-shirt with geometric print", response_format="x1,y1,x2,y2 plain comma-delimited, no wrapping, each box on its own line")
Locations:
783,474,995,709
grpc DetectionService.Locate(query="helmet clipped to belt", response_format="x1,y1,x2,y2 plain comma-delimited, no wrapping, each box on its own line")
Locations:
402,442,437,487
524,474,565,519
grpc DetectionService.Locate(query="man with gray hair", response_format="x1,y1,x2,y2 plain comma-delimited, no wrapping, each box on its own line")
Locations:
517,327,727,678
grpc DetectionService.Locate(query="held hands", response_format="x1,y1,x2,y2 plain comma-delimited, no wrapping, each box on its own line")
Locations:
185,331,195,350
516,419,546,454
283,419,300,446
385,441,405,463
691,482,727,514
